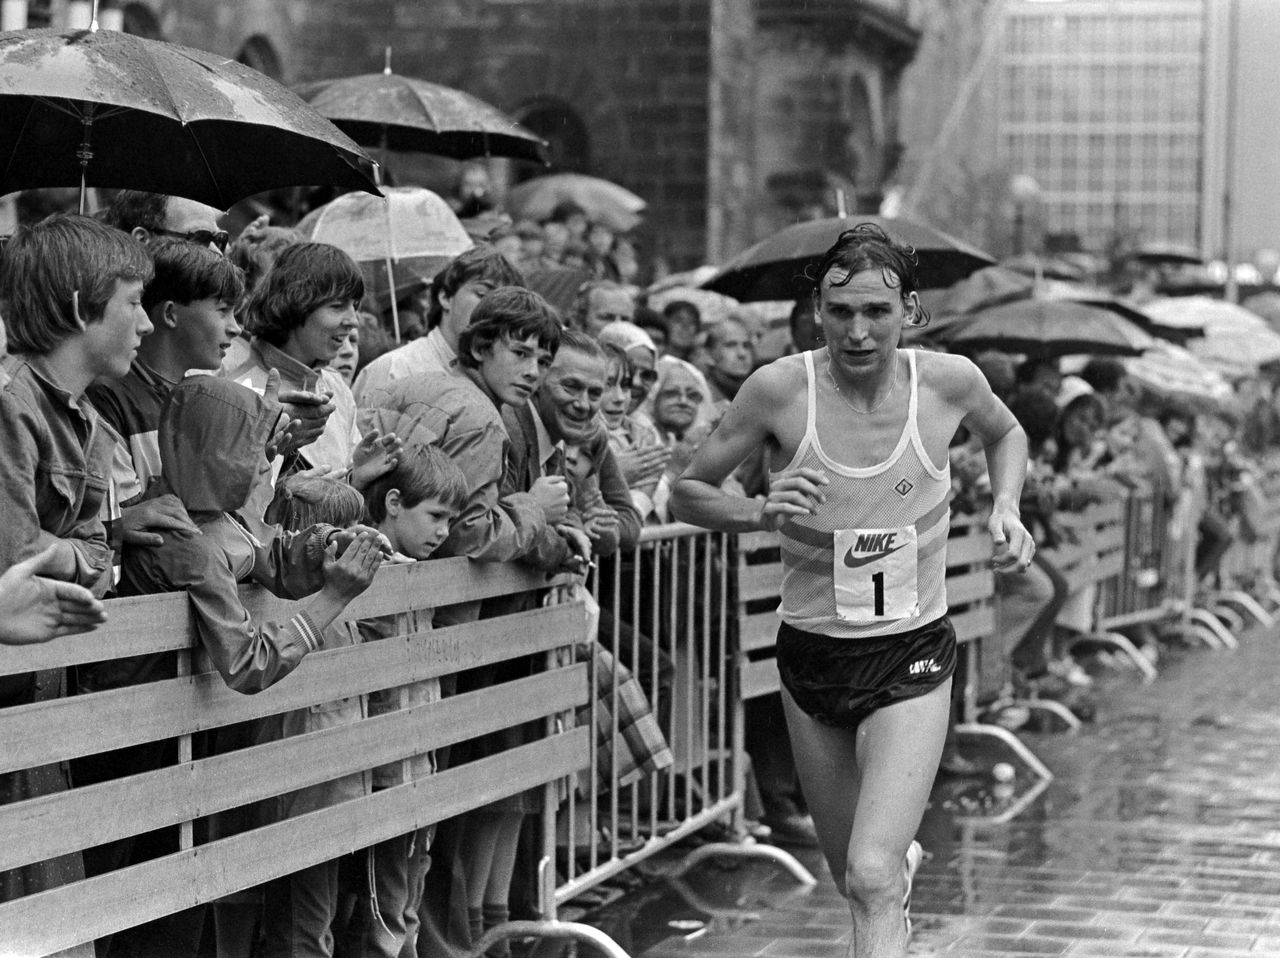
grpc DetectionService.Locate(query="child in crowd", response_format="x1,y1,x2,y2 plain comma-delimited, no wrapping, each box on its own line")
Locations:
87,238,244,550
257,474,375,958
120,375,385,693
340,445,468,958
0,213,152,928
224,242,401,489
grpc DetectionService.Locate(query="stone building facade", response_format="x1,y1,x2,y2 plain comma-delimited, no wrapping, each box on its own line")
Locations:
87,0,919,270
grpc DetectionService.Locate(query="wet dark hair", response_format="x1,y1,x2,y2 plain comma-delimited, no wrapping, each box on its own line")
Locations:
457,286,561,368
363,443,470,524
143,239,245,313
243,242,364,346
548,199,587,224
102,190,168,234
662,300,701,324
1080,358,1127,396
634,306,669,342
426,245,525,330
809,223,929,328
1009,387,1059,451
0,213,154,355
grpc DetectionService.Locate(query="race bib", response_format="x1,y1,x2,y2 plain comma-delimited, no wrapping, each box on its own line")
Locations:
833,526,919,623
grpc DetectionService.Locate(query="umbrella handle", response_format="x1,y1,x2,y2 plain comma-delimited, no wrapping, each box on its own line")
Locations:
77,114,95,215
386,258,401,344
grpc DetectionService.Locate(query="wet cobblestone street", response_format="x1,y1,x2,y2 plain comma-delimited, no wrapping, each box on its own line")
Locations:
588,626,1280,957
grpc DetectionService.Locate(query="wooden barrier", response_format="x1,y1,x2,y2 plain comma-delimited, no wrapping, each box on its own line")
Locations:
0,559,591,958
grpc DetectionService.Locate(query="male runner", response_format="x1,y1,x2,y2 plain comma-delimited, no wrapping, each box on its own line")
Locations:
671,224,1033,956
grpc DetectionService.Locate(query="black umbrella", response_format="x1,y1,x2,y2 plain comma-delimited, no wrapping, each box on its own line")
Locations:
0,18,379,211
938,299,1156,358
295,55,547,165
702,215,995,302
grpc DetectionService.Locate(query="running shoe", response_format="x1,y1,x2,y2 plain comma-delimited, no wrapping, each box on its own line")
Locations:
903,839,923,938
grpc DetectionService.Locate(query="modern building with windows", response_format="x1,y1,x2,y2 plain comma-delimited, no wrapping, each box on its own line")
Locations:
998,0,1206,251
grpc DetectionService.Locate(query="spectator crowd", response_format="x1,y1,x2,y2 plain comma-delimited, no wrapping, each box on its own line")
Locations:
2,182,1279,958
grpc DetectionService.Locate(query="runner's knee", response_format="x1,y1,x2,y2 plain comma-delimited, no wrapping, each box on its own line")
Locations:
843,844,904,906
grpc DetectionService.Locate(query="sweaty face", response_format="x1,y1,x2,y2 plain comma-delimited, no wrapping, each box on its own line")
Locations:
285,298,359,367
818,268,915,380
84,279,153,381
384,493,455,560
653,367,704,436
476,333,551,408
536,347,608,444
584,288,634,337
171,296,242,371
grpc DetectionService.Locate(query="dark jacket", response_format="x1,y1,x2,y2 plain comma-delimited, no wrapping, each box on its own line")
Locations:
105,377,334,694
502,403,641,559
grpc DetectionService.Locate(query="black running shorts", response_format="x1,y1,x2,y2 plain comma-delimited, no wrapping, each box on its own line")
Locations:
775,615,957,730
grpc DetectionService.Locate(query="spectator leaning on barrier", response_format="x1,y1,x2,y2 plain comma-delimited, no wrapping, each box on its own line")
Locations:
352,245,524,401
359,286,567,567
82,376,385,957
340,446,469,958
0,212,152,916
86,239,244,552
505,328,642,558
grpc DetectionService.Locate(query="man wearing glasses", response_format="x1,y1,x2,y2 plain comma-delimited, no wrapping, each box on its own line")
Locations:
103,190,228,253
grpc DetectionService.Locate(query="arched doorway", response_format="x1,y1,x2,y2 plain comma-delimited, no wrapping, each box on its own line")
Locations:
513,97,591,180
236,35,282,82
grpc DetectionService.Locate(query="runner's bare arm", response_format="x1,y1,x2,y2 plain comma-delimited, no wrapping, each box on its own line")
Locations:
948,356,1035,572
672,366,827,533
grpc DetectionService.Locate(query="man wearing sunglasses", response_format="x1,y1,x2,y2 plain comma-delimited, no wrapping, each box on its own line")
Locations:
103,190,228,253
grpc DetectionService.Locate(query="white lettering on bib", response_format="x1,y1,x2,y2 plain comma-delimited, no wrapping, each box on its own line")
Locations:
832,526,920,623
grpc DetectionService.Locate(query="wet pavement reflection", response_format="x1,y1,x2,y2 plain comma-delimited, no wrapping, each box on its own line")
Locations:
582,629,1280,956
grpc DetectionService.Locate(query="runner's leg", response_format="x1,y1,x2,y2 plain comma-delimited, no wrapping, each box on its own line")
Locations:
781,680,949,956
847,679,951,956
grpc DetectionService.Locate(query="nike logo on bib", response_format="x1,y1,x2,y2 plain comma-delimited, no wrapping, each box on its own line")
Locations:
843,532,907,569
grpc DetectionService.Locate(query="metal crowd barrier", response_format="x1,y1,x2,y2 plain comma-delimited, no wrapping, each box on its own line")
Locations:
0,559,595,958
478,523,815,958
1210,464,1280,633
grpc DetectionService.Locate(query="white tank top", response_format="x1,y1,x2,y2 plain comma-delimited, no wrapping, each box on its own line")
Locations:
772,349,951,639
